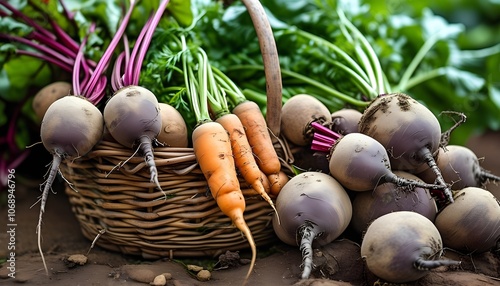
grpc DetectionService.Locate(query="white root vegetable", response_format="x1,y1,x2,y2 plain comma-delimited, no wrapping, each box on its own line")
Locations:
39,95,103,274
103,85,163,192
351,170,438,234
434,187,500,253
361,211,461,283
272,172,352,279
358,93,453,204
156,103,188,147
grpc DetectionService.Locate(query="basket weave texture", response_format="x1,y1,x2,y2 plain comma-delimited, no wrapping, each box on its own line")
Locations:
60,140,277,259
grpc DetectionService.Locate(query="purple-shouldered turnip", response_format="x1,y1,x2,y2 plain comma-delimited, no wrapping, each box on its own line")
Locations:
417,145,500,191
351,170,438,234
358,93,453,203
325,132,445,192
104,0,170,194
361,211,461,283
272,171,352,279
434,187,500,254
329,108,362,135
39,95,103,273
103,85,163,189
280,94,332,146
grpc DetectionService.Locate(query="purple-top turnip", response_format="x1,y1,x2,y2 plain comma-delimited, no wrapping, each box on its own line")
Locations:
329,108,362,135
358,93,453,203
25,0,138,275
104,0,170,194
325,132,445,192
434,187,500,254
32,81,72,122
272,172,352,279
361,211,461,283
39,95,103,273
104,86,163,189
351,170,438,234
417,145,500,190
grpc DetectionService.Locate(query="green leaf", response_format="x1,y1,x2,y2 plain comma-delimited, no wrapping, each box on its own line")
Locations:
168,0,193,27
0,56,51,101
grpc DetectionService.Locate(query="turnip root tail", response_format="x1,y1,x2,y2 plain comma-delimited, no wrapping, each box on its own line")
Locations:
414,257,461,270
298,220,321,279
37,155,62,275
418,148,454,204
480,169,500,185
383,172,446,190
138,135,163,194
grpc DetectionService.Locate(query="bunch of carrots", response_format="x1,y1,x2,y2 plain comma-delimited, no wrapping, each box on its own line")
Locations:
173,28,287,283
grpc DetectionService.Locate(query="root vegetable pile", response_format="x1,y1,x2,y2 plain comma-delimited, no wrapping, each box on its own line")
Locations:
4,1,500,285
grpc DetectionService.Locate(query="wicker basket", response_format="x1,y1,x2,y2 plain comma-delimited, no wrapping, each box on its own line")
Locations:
59,0,285,259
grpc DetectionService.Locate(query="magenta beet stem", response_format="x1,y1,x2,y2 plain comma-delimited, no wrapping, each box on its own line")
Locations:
310,121,342,152
311,121,341,139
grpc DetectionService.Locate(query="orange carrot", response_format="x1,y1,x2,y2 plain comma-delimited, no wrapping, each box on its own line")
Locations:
268,171,290,197
211,67,282,185
182,42,257,283
192,121,256,282
216,113,279,219
232,100,281,176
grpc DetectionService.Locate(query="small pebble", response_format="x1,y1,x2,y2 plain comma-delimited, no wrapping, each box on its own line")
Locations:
67,254,88,265
187,264,204,272
197,270,211,281
150,274,166,286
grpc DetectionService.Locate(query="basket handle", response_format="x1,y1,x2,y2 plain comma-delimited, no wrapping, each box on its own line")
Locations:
241,0,282,138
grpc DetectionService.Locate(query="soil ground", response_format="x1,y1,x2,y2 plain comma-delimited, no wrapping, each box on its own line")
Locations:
1,132,499,286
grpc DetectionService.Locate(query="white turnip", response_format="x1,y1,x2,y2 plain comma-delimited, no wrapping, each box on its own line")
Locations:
417,145,500,191
272,172,352,279
361,211,461,283
358,93,453,203
351,170,438,234
103,85,163,190
434,187,500,254
156,103,188,147
104,0,170,194
280,94,332,146
32,81,72,122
